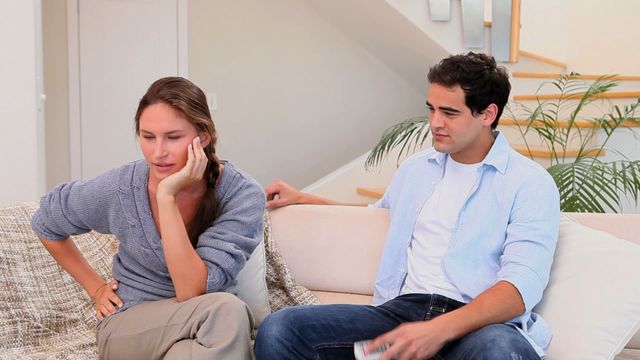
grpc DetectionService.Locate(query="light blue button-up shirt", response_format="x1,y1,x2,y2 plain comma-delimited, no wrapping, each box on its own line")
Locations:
372,132,560,356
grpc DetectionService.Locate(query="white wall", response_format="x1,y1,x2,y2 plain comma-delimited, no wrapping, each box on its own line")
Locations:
566,0,640,74
189,0,427,188
517,0,639,75
519,0,569,63
0,1,42,207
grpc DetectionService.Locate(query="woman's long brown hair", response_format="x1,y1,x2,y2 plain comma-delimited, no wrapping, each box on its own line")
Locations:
134,77,221,248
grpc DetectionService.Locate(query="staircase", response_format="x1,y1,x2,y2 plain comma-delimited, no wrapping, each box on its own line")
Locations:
304,1,640,209
503,55,640,169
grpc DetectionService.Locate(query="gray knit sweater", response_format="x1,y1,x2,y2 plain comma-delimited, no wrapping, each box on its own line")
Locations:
31,159,266,313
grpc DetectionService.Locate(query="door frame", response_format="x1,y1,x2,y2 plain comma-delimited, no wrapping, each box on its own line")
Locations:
66,0,188,179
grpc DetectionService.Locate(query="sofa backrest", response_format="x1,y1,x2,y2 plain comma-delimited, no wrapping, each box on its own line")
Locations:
269,205,389,295
564,212,639,245
270,206,640,296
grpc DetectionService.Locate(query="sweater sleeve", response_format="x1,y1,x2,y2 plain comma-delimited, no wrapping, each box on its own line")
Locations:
31,167,120,240
195,176,266,293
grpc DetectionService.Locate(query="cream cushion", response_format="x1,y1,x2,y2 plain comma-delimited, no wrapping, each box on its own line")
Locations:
229,234,271,325
535,215,640,359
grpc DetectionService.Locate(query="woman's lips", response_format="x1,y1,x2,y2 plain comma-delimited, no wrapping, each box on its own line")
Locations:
154,163,175,173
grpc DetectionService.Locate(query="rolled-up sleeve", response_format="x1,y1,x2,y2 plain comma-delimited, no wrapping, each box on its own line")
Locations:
196,179,266,293
498,173,560,311
31,168,119,241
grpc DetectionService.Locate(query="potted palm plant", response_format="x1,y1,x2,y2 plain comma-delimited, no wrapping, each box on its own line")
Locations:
365,75,640,212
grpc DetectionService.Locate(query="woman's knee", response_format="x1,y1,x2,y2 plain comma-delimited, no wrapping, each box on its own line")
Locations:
197,292,253,328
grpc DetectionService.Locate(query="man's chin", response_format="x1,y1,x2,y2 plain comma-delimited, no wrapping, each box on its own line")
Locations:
433,143,451,154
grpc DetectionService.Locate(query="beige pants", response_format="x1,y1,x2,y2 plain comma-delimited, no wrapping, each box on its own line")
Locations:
96,292,254,360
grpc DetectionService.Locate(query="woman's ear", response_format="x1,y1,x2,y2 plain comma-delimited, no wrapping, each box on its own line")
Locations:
199,132,211,148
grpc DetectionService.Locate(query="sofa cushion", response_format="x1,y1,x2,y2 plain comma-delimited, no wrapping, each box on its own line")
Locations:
269,204,389,295
615,348,640,360
312,291,372,305
565,212,640,350
534,215,640,359
227,214,270,326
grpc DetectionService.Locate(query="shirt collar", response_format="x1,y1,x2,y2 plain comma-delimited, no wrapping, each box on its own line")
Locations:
426,131,509,174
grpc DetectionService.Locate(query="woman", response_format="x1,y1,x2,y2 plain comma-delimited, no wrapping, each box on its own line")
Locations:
31,77,265,359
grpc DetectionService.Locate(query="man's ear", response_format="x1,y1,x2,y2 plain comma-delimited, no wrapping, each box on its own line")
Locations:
199,132,211,148
482,103,498,127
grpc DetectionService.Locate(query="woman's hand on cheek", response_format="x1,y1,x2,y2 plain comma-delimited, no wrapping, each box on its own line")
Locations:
157,136,208,198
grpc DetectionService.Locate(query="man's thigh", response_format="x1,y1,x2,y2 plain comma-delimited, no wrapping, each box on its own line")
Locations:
255,294,434,359
439,324,540,360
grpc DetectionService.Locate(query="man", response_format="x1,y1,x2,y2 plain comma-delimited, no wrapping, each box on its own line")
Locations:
255,52,560,360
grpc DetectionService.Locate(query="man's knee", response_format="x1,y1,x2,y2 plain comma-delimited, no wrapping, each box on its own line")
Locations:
467,324,539,360
257,307,300,342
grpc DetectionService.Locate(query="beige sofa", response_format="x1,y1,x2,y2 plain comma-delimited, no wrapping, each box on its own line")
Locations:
269,205,640,360
2,202,639,359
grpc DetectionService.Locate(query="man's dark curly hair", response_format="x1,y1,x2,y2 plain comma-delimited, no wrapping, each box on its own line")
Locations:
427,52,510,129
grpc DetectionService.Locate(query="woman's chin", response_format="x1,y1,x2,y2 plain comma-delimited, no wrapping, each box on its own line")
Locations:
149,163,178,180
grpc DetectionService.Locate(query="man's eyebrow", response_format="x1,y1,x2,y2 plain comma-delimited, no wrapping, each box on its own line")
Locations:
425,101,461,114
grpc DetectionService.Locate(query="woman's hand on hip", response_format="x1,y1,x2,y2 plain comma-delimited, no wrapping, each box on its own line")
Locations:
157,136,208,198
93,279,123,320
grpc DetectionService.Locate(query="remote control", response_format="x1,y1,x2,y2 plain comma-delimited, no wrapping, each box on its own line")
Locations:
353,340,391,360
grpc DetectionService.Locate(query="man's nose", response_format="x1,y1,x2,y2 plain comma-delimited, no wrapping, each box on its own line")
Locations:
430,112,443,128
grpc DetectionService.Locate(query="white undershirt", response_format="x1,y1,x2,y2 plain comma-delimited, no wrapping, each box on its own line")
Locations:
401,156,482,302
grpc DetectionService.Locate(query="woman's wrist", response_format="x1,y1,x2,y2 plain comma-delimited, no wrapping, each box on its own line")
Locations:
156,188,177,202
91,282,109,300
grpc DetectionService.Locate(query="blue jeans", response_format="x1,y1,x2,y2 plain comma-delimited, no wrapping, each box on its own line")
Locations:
254,294,540,360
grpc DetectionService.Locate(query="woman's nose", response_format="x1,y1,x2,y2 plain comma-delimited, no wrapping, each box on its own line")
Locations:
153,140,168,158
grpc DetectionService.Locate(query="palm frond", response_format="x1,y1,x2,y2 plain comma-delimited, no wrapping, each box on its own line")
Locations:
548,157,640,213
507,75,640,212
368,73,640,213
365,116,430,171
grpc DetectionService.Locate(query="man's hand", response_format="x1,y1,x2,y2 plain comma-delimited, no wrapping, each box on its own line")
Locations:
93,279,123,320
367,319,453,360
265,180,305,209
157,136,208,198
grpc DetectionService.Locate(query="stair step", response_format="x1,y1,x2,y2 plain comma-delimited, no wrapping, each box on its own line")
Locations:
356,187,384,199
510,76,640,95
514,91,640,101
501,119,640,128
514,147,605,158
513,72,640,81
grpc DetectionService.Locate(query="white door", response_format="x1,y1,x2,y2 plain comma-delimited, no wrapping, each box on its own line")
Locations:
74,0,184,179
